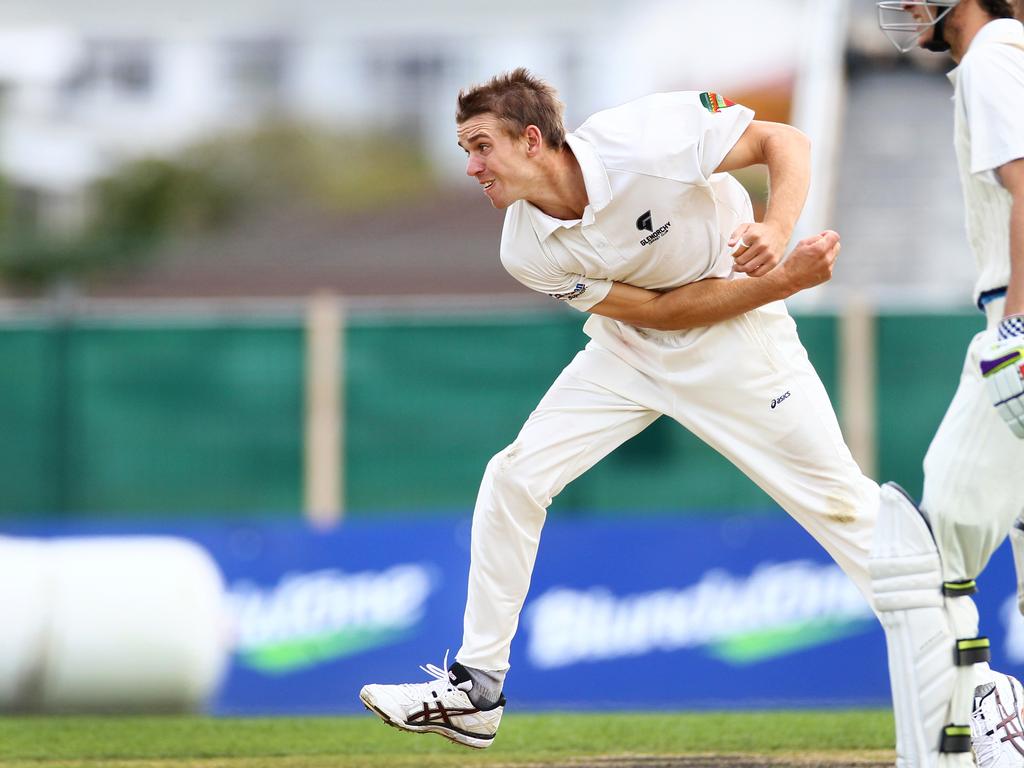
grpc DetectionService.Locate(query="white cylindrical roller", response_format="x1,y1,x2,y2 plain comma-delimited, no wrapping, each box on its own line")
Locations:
0,535,228,712
0,536,49,707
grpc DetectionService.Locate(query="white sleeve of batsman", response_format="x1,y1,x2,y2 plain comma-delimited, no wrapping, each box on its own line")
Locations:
573,91,754,184
962,43,1024,184
498,207,612,313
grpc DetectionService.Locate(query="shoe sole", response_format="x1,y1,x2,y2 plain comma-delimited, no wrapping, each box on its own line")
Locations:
358,689,493,750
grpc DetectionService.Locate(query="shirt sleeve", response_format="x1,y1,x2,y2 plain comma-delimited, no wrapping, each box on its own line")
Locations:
574,91,755,184
962,43,1024,185
499,209,613,312
690,91,757,179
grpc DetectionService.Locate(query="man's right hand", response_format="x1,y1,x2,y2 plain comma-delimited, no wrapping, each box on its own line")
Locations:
772,230,841,293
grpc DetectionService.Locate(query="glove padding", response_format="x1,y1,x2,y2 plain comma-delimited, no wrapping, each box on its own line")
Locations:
980,319,1024,438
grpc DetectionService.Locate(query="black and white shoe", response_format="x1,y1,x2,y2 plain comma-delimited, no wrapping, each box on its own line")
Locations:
359,652,505,749
972,672,1024,767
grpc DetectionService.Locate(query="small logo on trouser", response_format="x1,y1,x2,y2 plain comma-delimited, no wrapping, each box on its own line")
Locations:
636,211,653,232
771,391,791,409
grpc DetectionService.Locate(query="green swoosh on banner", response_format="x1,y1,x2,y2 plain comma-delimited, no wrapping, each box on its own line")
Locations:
705,617,874,665
239,626,412,674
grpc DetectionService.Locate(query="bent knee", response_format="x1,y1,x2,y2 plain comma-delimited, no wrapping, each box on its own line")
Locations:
483,443,551,507
926,507,1003,578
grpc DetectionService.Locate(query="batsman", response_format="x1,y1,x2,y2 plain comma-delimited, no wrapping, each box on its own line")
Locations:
877,0,1024,765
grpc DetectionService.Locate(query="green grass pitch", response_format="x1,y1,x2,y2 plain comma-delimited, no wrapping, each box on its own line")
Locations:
0,710,895,767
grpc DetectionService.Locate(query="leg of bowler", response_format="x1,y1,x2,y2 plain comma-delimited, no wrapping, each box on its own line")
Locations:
360,346,659,748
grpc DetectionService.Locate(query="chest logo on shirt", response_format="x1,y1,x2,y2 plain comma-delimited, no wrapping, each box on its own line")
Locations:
700,92,736,113
637,210,672,247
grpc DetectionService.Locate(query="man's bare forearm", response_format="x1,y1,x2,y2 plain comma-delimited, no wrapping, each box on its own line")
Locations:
761,125,811,239
599,272,791,331
589,230,840,331
717,122,812,276
1004,188,1024,316
998,160,1024,317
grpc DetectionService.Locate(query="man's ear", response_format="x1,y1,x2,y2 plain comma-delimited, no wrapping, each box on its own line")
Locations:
523,125,543,156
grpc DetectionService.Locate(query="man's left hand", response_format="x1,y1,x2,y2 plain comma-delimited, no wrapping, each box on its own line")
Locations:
729,222,789,277
981,316,1024,439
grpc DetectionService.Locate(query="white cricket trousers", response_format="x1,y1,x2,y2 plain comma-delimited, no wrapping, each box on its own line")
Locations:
456,301,880,672
922,298,1024,631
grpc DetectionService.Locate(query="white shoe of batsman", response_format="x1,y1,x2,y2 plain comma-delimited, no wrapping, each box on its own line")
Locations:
359,652,505,749
972,672,1024,767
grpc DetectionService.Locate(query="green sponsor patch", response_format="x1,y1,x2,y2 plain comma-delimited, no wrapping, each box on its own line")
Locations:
699,91,735,113
705,616,874,665
239,625,410,674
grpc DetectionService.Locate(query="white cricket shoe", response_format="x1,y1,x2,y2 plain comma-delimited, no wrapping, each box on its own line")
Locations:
359,652,505,749
972,672,1024,767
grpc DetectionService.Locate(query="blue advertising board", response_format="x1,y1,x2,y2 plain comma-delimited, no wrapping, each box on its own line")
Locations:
10,514,1024,714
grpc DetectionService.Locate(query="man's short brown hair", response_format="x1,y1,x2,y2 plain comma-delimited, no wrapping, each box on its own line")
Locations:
456,68,566,150
977,0,1016,18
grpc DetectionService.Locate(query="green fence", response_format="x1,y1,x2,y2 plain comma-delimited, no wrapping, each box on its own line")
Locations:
0,322,303,517
0,307,983,519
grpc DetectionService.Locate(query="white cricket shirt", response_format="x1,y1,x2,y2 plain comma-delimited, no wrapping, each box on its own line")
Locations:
947,18,1024,305
499,91,755,314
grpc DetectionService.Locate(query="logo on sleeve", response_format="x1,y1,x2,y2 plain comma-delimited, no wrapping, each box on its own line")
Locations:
700,92,736,113
549,283,587,302
637,210,671,247
770,391,791,409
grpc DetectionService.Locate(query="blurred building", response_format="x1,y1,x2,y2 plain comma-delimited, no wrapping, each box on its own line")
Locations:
0,0,806,215
0,0,829,299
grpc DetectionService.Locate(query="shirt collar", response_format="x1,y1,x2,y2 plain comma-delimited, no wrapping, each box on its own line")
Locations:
524,132,612,241
948,18,1024,84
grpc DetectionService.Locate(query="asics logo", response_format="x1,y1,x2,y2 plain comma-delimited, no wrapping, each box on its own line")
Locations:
771,391,791,409
408,702,481,728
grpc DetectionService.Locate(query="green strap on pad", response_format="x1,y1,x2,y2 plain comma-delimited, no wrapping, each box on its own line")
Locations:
935,583,986,753
954,636,991,666
942,579,977,597
939,724,972,753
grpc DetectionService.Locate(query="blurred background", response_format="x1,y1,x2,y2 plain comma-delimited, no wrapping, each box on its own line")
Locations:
2,0,1023,717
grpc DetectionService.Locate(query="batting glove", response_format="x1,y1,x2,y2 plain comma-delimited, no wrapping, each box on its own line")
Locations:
981,315,1024,439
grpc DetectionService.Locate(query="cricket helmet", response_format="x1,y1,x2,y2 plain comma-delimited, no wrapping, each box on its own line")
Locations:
877,0,959,53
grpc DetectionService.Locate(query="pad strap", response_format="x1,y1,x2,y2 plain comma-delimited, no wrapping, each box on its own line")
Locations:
942,579,977,597
939,724,971,753
954,636,991,666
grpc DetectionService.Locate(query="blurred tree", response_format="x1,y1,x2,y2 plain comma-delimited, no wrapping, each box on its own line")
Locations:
0,159,240,294
0,124,434,295
190,122,434,211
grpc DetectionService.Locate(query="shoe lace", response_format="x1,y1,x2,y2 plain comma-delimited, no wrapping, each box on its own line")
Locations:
418,649,453,688
397,649,463,699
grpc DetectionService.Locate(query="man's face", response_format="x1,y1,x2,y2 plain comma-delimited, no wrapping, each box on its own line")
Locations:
905,1,960,50
457,113,530,209
906,2,941,46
